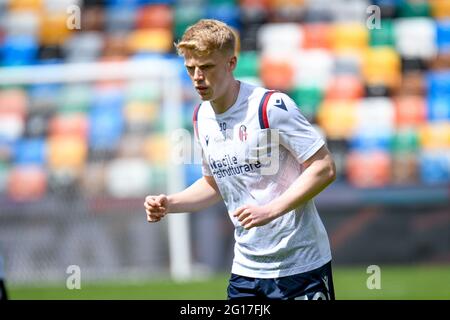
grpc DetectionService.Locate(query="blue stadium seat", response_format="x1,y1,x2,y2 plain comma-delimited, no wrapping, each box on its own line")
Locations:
104,6,137,33
350,129,393,152
89,89,125,150
427,70,450,97
106,0,175,6
185,163,202,187
1,35,38,66
105,0,142,7
371,0,398,7
92,88,125,110
427,95,450,121
13,138,46,165
436,20,450,53
205,4,240,30
419,151,450,184
89,109,124,150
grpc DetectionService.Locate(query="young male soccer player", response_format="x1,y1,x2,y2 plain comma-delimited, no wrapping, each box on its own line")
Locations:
144,19,337,300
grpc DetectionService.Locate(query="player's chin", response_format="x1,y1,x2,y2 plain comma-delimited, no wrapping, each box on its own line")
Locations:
197,91,212,101
198,95,210,101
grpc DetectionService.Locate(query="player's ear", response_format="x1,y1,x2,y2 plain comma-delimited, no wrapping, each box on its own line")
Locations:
229,56,237,72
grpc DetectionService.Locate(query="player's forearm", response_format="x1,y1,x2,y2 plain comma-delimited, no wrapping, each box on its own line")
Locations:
267,155,336,219
167,176,222,213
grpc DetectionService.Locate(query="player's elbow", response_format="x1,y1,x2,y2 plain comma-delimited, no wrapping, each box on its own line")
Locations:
329,163,337,184
323,158,337,185
304,146,337,185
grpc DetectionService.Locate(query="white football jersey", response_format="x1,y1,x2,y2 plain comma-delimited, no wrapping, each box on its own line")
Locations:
194,81,332,278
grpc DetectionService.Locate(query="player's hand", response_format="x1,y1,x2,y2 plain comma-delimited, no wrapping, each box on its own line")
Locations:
232,204,276,230
144,194,169,223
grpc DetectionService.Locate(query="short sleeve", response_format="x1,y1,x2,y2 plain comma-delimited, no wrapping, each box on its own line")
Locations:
266,92,325,163
201,151,212,176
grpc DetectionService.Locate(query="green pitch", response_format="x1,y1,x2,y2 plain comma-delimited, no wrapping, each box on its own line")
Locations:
7,265,450,300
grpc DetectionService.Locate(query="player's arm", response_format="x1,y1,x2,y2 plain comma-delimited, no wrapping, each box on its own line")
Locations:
167,175,221,213
266,144,336,218
144,175,222,223
234,145,335,229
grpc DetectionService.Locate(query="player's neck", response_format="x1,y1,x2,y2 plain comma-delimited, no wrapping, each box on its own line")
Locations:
211,80,240,114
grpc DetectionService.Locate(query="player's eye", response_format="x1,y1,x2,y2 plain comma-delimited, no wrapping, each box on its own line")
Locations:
186,66,195,73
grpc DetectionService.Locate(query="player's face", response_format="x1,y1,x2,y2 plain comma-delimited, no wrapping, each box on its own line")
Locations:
184,50,236,102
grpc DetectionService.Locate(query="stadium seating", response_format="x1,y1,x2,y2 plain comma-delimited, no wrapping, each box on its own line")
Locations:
394,95,427,127
0,0,449,201
7,164,47,201
13,138,46,165
106,158,151,198
346,150,391,187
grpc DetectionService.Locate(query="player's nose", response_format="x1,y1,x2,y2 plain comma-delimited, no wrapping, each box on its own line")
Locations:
193,67,204,81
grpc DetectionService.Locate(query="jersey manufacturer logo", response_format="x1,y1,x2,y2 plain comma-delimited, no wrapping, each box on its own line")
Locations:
205,135,209,146
274,98,287,111
238,125,248,141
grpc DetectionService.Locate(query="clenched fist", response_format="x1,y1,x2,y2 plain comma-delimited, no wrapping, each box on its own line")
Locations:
144,194,169,223
233,204,276,230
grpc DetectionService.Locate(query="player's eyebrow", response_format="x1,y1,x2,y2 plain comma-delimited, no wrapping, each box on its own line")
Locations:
185,62,215,68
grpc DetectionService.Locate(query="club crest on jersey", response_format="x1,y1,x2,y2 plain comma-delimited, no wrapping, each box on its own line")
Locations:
239,125,248,141
205,135,210,146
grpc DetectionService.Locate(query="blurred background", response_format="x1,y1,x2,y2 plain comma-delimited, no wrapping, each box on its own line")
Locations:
0,0,449,299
